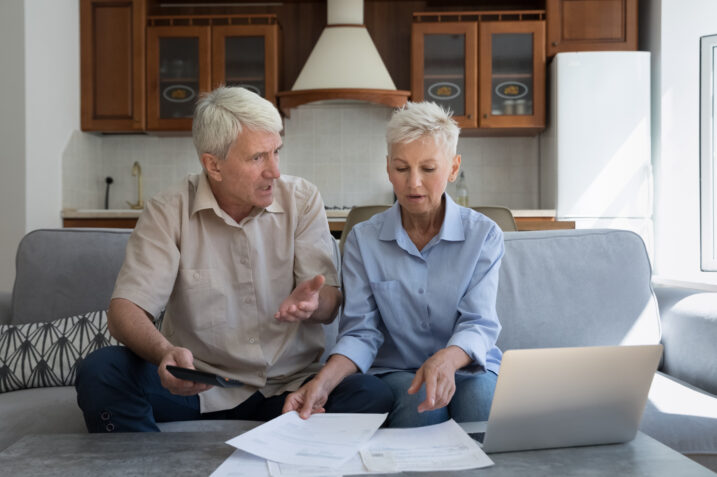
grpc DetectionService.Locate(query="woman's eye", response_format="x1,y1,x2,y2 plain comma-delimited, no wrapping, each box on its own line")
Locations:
396,167,408,172
423,168,435,172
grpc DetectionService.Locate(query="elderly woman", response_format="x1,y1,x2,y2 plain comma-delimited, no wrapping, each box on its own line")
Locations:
283,101,503,427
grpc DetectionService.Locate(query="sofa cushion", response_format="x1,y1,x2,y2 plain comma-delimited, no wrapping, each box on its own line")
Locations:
641,371,717,456
0,386,86,451
496,229,661,350
0,311,118,393
11,228,131,325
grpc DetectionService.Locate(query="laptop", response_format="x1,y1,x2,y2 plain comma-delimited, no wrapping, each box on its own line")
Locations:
477,344,663,453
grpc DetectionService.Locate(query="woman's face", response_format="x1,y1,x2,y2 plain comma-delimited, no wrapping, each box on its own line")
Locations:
387,136,461,217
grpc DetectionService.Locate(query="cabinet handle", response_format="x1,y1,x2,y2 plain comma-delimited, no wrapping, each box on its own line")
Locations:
552,41,558,47
483,114,488,119
467,114,472,119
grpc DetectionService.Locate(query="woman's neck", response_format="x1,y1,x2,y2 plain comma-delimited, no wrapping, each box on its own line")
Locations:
401,199,446,251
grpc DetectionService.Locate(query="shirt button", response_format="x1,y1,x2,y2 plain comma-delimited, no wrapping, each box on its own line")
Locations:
249,337,256,344
244,296,254,304
422,322,429,329
418,288,424,294
240,258,249,266
257,371,264,377
193,272,200,280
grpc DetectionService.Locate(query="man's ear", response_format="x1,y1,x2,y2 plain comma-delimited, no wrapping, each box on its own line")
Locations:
201,153,222,182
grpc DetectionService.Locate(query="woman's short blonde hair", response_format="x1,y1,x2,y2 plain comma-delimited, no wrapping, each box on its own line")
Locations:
192,86,283,160
386,101,460,159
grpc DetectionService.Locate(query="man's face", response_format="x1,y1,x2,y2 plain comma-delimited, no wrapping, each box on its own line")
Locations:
209,128,283,212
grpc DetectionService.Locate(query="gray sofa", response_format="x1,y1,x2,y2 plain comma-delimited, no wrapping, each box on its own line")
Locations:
1,228,716,471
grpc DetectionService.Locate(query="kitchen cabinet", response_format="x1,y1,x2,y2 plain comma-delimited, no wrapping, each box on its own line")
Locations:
411,12,545,134
479,20,545,129
146,16,279,131
80,0,146,132
546,0,638,57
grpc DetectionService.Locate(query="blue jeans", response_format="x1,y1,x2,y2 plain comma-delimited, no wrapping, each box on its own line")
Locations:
76,346,393,433
379,370,498,428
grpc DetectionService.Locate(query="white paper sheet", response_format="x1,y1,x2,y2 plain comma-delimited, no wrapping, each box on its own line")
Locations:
209,449,271,477
226,411,387,468
359,419,494,472
266,452,382,477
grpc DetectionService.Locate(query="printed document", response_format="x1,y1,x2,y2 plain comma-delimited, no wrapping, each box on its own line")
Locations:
359,419,494,472
226,411,387,468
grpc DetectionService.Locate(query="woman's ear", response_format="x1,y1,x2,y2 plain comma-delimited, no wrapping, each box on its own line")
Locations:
448,154,462,182
201,153,222,182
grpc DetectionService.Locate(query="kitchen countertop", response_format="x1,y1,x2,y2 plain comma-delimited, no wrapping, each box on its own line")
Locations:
63,208,558,219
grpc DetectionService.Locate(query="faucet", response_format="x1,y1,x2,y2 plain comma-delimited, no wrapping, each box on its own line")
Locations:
127,161,144,209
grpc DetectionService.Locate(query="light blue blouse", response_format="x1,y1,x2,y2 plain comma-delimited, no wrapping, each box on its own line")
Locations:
331,194,504,375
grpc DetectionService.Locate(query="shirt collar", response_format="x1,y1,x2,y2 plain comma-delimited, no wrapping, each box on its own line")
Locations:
191,173,284,219
378,193,466,247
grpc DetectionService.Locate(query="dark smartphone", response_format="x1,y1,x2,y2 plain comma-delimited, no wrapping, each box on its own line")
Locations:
166,365,244,388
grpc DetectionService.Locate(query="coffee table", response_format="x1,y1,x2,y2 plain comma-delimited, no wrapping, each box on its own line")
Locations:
0,430,713,476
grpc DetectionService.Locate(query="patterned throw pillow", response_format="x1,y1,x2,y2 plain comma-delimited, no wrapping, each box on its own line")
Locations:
0,311,119,393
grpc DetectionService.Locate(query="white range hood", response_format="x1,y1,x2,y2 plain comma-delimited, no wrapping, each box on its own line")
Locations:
277,0,409,116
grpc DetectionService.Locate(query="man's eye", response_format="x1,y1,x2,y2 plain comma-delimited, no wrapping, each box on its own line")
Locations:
423,168,435,172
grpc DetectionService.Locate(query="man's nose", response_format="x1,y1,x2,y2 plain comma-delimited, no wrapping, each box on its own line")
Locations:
265,154,280,178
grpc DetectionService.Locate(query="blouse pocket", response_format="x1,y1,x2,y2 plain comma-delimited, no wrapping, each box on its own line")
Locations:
173,268,227,330
369,280,402,326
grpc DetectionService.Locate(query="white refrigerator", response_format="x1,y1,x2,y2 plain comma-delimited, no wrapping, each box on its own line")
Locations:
540,51,653,256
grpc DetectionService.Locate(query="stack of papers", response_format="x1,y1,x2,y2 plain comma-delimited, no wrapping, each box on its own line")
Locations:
210,412,494,477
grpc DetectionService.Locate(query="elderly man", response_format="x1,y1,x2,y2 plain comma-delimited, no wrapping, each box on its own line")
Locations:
76,86,392,432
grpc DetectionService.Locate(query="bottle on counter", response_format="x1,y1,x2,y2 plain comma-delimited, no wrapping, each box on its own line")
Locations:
455,171,469,207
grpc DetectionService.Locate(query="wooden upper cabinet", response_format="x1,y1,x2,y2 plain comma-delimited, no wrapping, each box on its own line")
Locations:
146,18,279,131
146,26,211,131
411,12,545,134
546,0,638,56
479,20,545,129
80,0,146,132
411,22,478,129
212,24,279,105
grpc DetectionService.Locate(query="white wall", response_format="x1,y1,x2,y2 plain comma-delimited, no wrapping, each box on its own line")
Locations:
24,0,77,231
644,0,717,285
0,0,27,291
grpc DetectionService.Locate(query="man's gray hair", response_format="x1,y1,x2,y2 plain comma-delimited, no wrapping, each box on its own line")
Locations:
386,101,460,158
192,86,283,160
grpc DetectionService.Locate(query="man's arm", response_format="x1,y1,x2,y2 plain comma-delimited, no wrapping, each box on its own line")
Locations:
108,298,211,396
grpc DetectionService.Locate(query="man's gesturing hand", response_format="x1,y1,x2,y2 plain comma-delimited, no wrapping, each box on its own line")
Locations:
274,275,325,322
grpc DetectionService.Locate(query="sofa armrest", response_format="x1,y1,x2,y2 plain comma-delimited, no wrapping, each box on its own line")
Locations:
0,291,11,325
654,284,717,395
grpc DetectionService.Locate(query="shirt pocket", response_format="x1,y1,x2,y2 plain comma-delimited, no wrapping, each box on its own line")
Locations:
173,268,227,331
369,280,403,328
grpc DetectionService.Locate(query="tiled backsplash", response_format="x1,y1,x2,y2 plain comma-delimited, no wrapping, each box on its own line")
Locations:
63,103,539,210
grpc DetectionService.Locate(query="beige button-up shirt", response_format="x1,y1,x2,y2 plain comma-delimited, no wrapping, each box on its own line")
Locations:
112,173,339,413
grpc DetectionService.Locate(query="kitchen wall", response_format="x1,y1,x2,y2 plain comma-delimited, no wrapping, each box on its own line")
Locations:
63,102,539,211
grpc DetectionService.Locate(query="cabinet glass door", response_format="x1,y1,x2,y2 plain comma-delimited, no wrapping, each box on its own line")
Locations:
412,23,477,128
479,21,545,128
147,26,210,130
213,25,279,104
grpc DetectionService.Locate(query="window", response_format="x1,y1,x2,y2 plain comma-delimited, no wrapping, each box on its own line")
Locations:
700,34,717,271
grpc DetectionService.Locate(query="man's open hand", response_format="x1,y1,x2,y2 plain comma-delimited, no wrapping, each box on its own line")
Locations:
274,275,325,322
